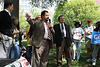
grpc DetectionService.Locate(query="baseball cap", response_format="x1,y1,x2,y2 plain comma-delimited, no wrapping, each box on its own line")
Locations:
87,20,91,23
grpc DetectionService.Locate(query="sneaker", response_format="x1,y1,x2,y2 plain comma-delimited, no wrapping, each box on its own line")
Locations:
86,59,91,62
92,62,96,65
69,66,72,67
62,58,66,61
72,59,75,61
98,58,100,60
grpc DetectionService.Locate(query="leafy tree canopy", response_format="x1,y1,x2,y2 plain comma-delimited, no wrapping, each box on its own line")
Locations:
30,8,41,19
19,6,29,30
54,0,100,29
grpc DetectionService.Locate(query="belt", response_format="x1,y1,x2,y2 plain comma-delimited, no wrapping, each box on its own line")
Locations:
43,38,51,41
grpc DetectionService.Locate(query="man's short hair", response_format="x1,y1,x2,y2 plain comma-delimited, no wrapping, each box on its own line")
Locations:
58,15,63,21
4,2,13,9
41,10,48,18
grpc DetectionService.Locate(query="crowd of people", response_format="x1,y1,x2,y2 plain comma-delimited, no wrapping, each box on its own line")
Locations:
0,2,100,67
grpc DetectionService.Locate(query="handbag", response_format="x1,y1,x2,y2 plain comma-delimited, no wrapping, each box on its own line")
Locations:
9,37,20,59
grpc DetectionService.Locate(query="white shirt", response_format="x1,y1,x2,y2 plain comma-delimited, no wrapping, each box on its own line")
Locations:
60,23,66,38
72,27,84,42
4,9,11,16
44,22,49,39
85,26,95,39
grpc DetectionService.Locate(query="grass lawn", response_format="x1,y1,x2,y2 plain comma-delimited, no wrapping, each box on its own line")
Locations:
47,41,100,67
22,40,100,67
22,39,27,47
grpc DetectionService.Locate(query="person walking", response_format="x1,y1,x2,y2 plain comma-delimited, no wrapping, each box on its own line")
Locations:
72,21,84,62
25,10,55,67
53,15,74,67
0,2,14,58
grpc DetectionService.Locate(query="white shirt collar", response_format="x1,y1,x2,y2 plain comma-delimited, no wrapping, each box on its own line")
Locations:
60,23,64,30
59,23,66,37
4,9,11,16
60,23,64,28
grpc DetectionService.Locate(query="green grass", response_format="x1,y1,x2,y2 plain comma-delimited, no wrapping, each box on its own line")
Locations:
22,39,27,47
47,41,100,67
22,40,100,67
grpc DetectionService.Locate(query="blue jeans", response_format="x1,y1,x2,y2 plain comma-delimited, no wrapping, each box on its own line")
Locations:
92,45,100,62
73,42,82,60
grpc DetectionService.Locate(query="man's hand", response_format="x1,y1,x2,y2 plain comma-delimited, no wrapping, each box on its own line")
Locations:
13,30,21,35
72,42,74,46
88,31,92,35
86,31,92,35
49,23,53,28
25,13,31,20
0,35,3,39
16,30,21,34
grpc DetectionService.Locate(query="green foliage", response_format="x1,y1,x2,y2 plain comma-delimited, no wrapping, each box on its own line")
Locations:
54,0,100,29
19,5,29,30
30,8,41,19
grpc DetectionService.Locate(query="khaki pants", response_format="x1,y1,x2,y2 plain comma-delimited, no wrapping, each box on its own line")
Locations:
31,39,50,67
56,38,72,67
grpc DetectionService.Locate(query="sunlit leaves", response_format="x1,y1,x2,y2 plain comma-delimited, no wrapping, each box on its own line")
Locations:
54,0,100,29
19,5,29,29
